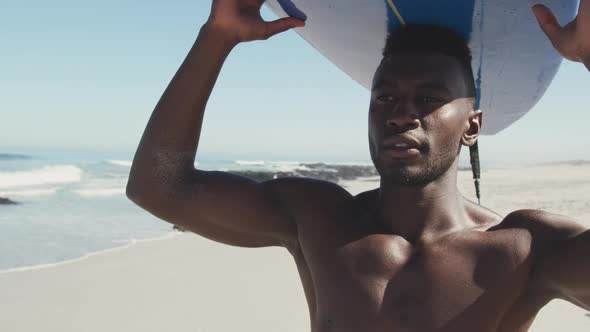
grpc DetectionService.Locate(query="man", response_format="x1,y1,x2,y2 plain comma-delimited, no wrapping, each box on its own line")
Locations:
126,0,590,330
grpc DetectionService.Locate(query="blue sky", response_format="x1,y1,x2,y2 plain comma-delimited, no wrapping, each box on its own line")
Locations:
2,1,589,165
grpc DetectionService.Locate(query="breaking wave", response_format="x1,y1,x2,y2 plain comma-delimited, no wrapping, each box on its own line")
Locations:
0,188,59,197
107,160,133,167
74,188,125,197
235,160,266,166
0,165,82,189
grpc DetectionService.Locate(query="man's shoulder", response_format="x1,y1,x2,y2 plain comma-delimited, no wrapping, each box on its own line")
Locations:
264,176,355,209
493,209,587,249
263,177,367,237
500,209,581,229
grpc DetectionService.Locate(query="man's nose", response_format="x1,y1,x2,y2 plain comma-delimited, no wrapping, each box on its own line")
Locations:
385,101,420,131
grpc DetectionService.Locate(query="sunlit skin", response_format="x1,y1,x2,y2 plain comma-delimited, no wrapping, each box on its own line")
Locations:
127,0,590,331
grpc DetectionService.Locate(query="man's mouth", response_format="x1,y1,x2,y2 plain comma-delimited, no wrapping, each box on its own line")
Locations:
382,145,421,158
380,136,423,158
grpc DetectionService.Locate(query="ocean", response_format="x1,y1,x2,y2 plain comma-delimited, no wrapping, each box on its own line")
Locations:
0,151,376,272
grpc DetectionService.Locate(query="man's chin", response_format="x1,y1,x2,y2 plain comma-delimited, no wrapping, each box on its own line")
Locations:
372,146,459,186
378,166,430,186
386,173,429,186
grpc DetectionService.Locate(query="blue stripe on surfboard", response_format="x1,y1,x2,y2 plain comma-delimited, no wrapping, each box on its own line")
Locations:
474,0,485,110
275,0,307,21
384,0,482,106
385,0,477,40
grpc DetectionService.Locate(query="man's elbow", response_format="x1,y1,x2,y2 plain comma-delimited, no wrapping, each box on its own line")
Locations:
125,173,160,209
125,177,185,214
125,181,140,203
125,180,148,209
125,168,162,205
125,182,167,221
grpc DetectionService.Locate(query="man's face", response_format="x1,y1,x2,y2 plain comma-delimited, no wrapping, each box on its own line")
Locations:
369,52,477,185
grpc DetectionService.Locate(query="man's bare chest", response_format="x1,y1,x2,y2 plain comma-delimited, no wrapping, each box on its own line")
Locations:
294,217,536,331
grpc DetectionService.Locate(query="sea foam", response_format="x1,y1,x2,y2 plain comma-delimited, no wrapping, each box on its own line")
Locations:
235,160,266,166
0,232,178,275
74,188,125,197
108,160,133,167
0,188,59,197
267,161,310,172
0,165,82,189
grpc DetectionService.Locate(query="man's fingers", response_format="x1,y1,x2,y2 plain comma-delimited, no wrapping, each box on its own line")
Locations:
263,17,305,39
532,4,563,46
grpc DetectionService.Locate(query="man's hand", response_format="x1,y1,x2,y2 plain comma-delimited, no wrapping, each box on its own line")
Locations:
532,1,590,68
207,0,305,44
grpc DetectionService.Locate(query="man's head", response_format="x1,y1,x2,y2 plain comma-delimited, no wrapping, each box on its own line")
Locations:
369,24,482,186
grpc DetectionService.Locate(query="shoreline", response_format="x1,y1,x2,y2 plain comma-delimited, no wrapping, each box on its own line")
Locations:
0,231,179,275
3,162,590,276
0,175,380,275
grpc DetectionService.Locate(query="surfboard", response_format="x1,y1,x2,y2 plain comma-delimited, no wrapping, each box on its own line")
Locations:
265,0,579,135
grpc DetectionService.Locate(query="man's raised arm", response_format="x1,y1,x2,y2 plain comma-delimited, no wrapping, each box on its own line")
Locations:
126,0,305,249
527,2,590,309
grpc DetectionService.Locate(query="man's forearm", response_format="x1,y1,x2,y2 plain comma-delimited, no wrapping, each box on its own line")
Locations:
127,24,237,196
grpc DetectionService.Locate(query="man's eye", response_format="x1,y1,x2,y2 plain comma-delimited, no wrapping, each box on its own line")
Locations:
419,96,442,103
377,96,396,103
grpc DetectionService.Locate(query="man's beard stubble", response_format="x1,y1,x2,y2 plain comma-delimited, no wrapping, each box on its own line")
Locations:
374,144,460,187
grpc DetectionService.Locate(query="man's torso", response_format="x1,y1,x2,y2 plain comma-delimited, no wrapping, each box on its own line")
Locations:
282,181,552,332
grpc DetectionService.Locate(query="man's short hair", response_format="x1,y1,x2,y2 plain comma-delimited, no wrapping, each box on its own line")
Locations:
382,24,477,99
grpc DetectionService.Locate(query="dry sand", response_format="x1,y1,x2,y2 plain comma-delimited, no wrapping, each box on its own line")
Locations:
1,164,589,331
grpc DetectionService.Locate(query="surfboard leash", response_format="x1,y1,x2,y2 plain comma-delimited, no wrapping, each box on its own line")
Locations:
469,142,481,205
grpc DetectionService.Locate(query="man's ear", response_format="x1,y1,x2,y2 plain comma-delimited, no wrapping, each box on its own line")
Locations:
461,110,482,147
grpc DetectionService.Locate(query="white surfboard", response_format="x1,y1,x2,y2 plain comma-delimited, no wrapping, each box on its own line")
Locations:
265,0,579,135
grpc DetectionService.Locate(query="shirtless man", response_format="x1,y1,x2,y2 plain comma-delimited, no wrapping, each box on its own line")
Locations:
126,1,590,331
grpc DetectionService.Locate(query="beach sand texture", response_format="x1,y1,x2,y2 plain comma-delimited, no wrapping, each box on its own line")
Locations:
1,164,589,331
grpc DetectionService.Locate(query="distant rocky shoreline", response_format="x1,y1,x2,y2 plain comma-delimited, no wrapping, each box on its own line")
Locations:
0,197,19,205
170,163,379,233
230,162,378,182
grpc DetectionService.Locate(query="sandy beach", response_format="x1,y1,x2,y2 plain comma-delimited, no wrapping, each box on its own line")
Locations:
1,163,590,331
